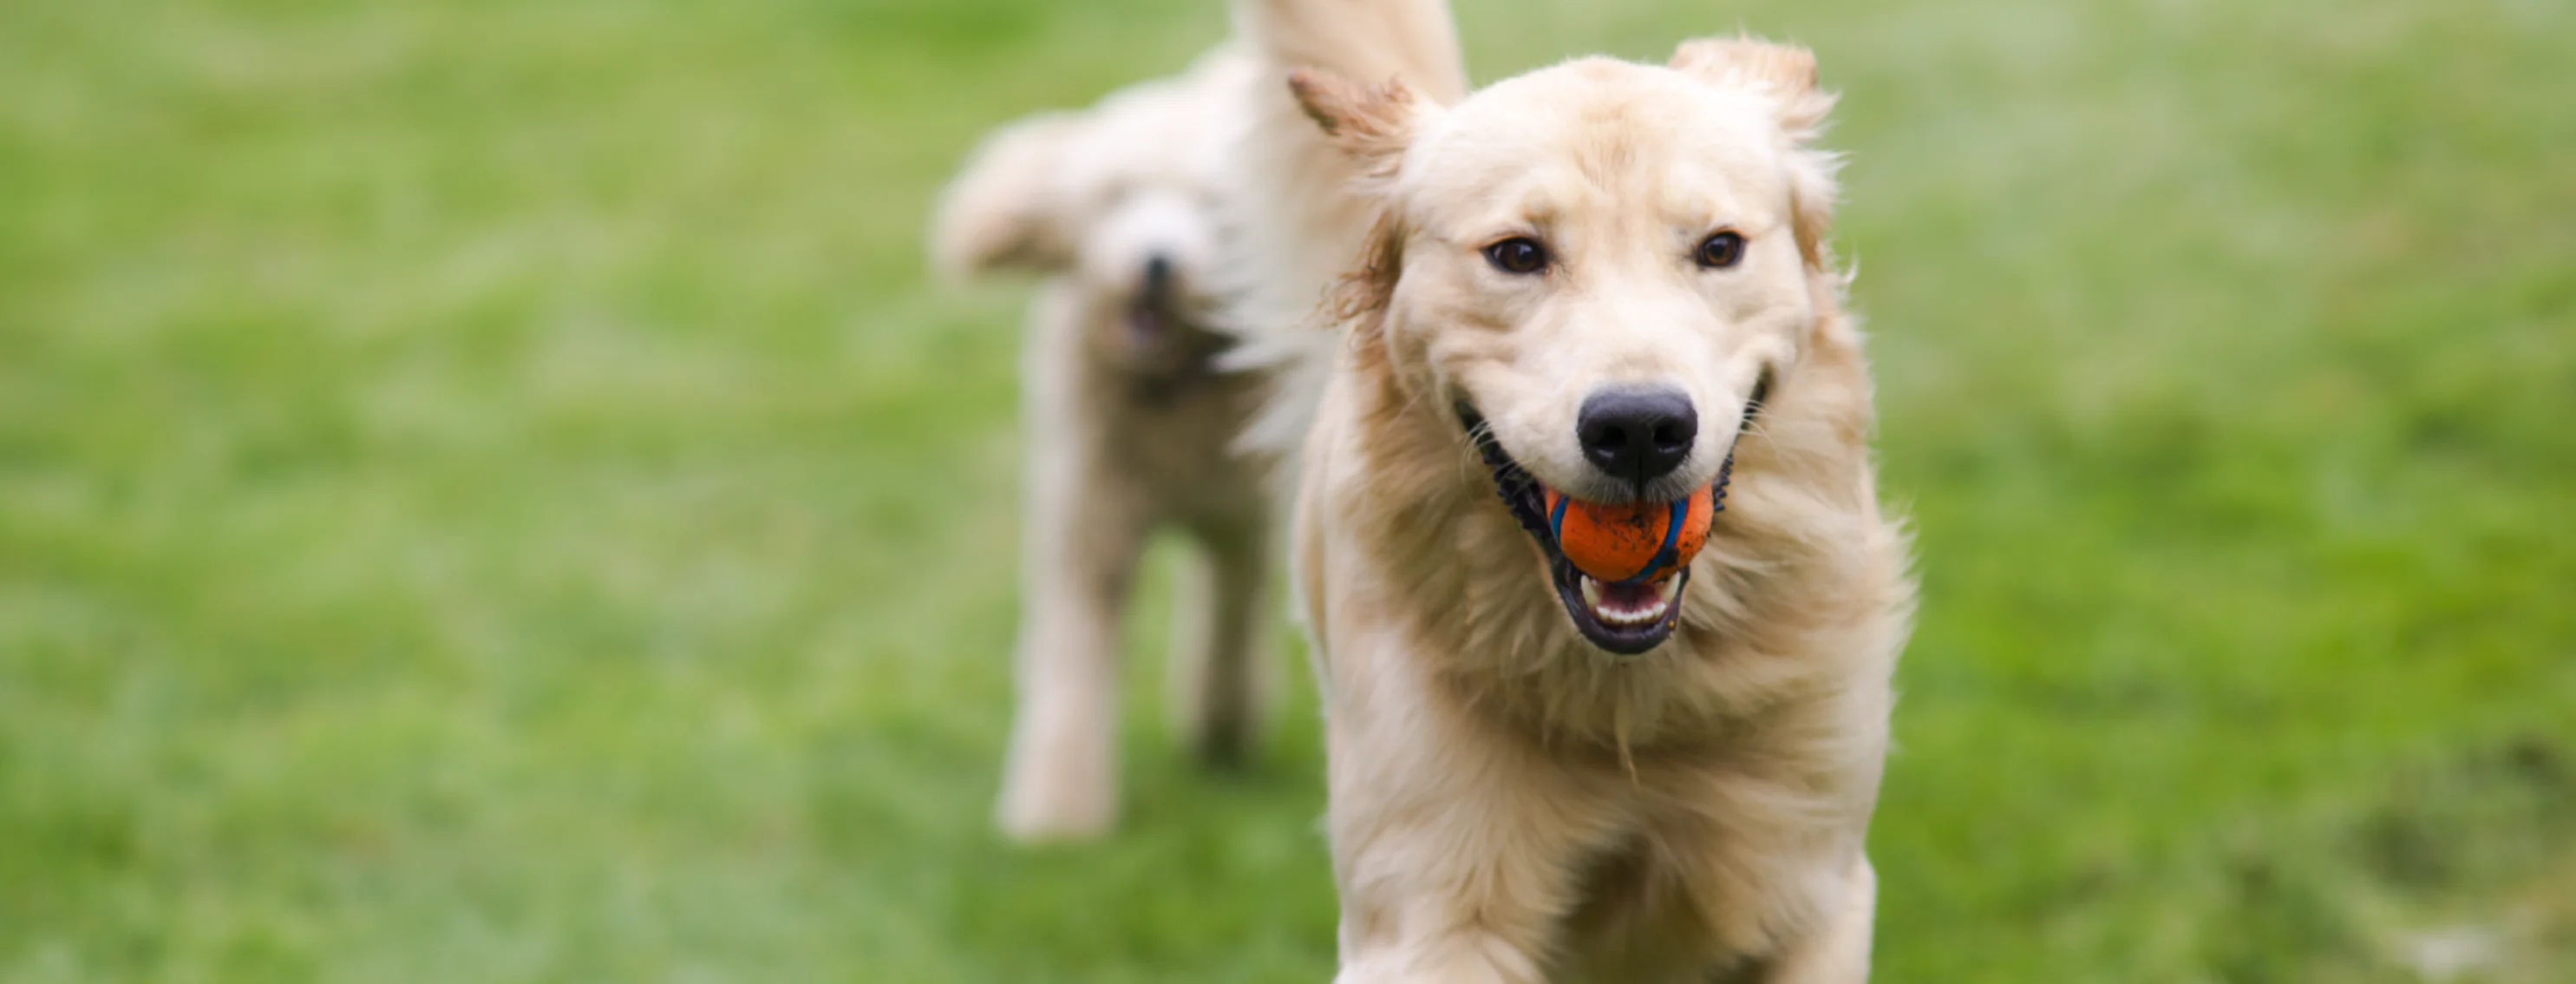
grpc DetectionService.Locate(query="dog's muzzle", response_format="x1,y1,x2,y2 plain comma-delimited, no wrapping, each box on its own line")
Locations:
1457,400,1747,656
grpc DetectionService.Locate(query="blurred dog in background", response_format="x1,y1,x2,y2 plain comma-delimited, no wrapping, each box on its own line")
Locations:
930,48,1273,841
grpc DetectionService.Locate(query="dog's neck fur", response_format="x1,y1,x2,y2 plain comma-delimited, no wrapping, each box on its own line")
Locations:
1327,266,1908,751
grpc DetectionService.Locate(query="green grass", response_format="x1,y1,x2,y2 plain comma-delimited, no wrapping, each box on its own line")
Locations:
3,0,2572,981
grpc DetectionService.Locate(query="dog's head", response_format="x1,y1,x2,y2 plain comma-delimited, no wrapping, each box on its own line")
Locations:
1294,40,1842,655
930,51,1250,371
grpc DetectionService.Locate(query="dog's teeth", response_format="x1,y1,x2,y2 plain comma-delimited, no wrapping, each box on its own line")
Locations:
1579,574,1672,627
1605,604,1664,626
1624,594,1670,625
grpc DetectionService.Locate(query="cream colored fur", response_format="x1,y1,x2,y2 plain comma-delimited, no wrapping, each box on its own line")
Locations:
1221,2,1914,980
930,49,1278,841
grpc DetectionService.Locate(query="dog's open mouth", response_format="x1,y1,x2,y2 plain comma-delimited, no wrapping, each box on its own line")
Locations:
1123,297,1174,344
1459,404,1732,657
1112,287,1232,402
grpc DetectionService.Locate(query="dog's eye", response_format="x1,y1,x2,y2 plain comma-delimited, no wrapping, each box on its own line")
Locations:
1695,231,1746,269
1482,237,1549,275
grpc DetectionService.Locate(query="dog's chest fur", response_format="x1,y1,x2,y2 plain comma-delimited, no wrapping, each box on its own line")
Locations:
1062,309,1270,527
1541,738,1880,981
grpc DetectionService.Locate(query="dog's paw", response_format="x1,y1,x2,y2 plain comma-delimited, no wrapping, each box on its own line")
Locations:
994,751,1118,842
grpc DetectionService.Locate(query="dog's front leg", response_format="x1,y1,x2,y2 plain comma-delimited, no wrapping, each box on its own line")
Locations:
1169,515,1272,768
994,452,1145,840
995,332,1149,840
1322,672,1603,984
1332,942,1537,984
1748,855,1876,984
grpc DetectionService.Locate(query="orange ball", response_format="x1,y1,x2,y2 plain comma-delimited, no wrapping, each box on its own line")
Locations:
1543,485,1716,584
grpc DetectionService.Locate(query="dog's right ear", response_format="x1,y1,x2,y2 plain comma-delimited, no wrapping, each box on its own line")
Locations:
1287,69,1429,185
928,113,1084,279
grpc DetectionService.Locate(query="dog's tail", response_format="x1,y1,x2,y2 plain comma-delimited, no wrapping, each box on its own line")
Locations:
1216,0,1468,456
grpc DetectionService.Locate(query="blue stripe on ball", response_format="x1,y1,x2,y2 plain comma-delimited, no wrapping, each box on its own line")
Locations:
1547,493,1570,542
1620,498,1689,584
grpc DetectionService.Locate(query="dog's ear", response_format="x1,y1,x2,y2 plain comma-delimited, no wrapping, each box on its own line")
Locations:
1669,39,1833,136
1287,69,1430,185
1670,38,1841,269
928,112,1085,279
1328,209,1408,322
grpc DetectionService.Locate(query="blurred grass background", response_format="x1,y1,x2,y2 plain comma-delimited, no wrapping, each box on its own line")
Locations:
3,0,2572,981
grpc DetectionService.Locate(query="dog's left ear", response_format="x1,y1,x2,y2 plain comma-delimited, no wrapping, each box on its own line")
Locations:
1669,39,1833,136
928,112,1085,279
1670,38,1840,269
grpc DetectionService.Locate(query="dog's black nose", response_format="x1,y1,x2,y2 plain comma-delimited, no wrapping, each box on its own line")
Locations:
1142,253,1175,296
1578,387,1697,486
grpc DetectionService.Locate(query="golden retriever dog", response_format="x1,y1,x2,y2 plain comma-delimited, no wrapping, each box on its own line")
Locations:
931,48,1276,841
1219,0,1915,978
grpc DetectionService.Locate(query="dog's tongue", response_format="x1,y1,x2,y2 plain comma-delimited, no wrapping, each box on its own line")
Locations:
1125,304,1168,342
1592,578,1662,611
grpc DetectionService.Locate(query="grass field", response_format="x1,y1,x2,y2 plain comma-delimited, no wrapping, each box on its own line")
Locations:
3,0,2573,980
